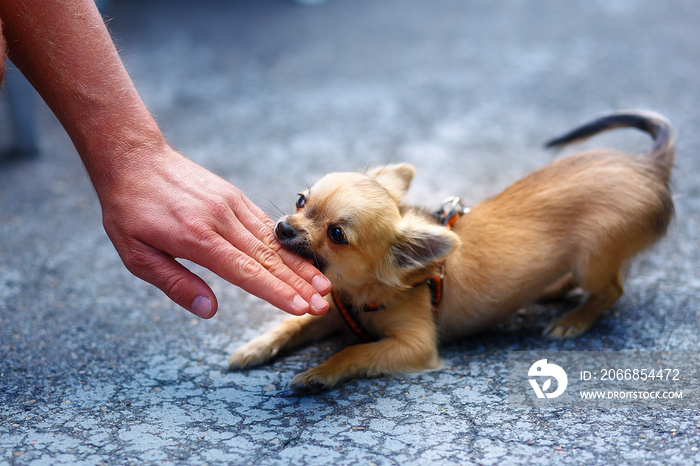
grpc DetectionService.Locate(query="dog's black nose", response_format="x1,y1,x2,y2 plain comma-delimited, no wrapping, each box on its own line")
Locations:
275,220,297,240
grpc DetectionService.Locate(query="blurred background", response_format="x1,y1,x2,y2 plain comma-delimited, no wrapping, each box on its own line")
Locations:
1,0,699,463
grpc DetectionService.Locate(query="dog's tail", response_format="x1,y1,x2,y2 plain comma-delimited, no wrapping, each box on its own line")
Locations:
545,111,676,181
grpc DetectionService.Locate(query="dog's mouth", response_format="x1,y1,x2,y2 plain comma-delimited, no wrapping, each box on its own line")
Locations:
310,255,327,273
275,220,328,272
286,244,328,274
291,245,326,273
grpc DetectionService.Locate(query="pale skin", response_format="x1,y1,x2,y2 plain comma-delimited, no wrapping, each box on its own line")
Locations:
0,0,331,318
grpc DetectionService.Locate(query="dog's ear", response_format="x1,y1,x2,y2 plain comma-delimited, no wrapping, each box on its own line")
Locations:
366,164,416,202
381,216,461,285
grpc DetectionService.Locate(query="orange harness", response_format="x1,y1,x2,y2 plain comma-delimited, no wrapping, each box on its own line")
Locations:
333,197,468,343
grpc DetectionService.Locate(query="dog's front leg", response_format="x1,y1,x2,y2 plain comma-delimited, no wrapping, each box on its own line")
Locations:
229,309,343,370
289,330,441,393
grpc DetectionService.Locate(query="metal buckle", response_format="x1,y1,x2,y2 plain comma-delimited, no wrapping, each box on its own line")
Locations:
433,196,470,226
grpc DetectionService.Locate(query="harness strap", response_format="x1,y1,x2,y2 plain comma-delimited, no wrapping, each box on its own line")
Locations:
332,279,443,343
333,197,467,342
426,275,443,314
331,289,375,343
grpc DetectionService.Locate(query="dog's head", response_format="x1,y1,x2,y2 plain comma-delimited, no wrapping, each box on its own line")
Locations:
275,164,461,299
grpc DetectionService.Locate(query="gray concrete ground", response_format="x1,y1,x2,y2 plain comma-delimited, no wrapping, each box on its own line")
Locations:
1,0,699,464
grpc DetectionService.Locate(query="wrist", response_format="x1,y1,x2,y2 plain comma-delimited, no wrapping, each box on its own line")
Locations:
77,115,172,196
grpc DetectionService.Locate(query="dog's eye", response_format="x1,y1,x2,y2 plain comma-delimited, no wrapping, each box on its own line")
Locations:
296,194,306,209
328,226,348,245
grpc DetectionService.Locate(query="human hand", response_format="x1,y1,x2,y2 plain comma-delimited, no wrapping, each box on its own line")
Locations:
0,0,330,318
94,144,331,319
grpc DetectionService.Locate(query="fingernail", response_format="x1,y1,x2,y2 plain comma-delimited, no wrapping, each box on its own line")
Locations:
311,293,328,313
191,296,213,319
292,295,308,314
311,275,331,293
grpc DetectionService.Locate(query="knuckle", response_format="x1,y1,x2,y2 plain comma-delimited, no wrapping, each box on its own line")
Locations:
233,254,265,281
208,198,235,224
256,246,281,270
179,217,222,252
161,273,190,301
224,188,246,207
260,227,280,249
119,244,155,277
181,216,214,242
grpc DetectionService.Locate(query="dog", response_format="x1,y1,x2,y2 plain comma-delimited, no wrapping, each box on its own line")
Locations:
229,111,675,393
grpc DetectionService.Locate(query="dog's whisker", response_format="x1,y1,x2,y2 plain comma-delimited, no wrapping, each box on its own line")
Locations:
248,194,288,220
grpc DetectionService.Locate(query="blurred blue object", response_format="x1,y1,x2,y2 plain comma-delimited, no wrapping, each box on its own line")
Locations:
4,61,40,157
1,1,113,158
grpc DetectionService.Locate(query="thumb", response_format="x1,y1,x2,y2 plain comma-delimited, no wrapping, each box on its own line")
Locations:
120,242,219,319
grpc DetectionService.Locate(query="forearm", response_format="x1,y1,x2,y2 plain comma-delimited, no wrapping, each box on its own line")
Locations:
1,0,332,317
0,0,166,190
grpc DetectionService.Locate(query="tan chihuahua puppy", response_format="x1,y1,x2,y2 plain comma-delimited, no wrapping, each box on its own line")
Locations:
229,111,675,393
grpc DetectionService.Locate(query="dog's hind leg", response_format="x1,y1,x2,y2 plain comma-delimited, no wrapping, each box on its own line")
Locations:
544,258,626,338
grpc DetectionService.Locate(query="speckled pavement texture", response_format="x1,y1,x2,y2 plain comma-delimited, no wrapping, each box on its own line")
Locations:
1,0,699,464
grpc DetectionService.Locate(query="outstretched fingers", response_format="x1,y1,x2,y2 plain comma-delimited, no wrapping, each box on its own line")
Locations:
238,194,331,289
202,202,330,316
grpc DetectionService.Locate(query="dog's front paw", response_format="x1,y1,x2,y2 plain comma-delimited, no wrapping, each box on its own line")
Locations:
289,367,341,394
228,337,283,371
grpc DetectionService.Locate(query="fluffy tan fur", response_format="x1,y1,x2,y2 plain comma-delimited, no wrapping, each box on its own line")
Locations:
229,111,675,393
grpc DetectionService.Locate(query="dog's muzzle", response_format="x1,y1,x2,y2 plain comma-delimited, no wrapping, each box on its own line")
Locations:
274,220,326,271
275,219,298,241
